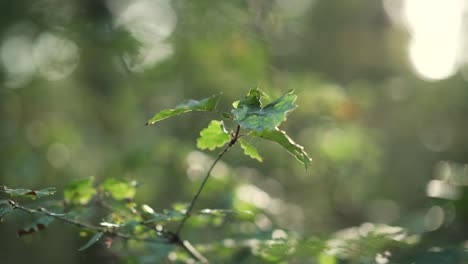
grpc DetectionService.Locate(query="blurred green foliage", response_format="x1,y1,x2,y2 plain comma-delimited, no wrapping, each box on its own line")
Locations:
1,0,468,263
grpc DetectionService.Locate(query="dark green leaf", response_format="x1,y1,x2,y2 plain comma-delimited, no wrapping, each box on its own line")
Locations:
239,139,263,162
146,94,221,125
101,178,137,200
1,186,56,200
251,128,311,169
17,216,54,237
196,120,231,150
232,90,297,131
78,232,104,251
64,177,97,205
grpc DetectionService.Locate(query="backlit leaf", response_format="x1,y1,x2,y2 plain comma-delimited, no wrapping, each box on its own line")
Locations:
101,178,137,200
78,232,104,251
64,177,97,205
196,120,231,150
239,139,263,162
232,89,297,132
1,186,56,200
146,94,220,125
251,128,311,169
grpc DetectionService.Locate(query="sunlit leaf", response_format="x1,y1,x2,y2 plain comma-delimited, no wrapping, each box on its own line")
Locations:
232,89,297,132
239,139,263,162
1,186,56,200
78,232,103,251
196,120,231,150
17,216,54,237
251,128,311,169
64,177,97,205
101,178,137,200
146,94,221,125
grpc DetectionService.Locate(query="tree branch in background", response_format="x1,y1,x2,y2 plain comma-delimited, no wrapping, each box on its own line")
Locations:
8,200,168,244
8,200,209,263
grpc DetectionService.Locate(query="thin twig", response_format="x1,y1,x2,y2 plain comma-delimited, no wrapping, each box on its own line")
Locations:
180,240,209,263
8,200,168,244
175,125,241,236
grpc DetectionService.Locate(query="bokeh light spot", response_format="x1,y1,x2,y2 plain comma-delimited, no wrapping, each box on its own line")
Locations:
0,35,35,87
424,206,444,231
47,142,71,169
403,0,463,80
33,32,79,81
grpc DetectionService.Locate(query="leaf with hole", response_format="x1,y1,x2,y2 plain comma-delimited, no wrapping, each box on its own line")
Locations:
239,139,263,162
78,232,104,251
232,89,297,132
64,177,97,205
251,128,311,169
146,94,221,125
196,120,231,151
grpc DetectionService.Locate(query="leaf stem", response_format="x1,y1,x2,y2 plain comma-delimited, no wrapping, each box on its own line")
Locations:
175,125,241,236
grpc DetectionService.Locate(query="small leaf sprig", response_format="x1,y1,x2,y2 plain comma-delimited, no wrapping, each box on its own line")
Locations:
145,88,312,242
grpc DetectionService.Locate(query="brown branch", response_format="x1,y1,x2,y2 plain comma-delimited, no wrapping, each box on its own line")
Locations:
175,125,241,236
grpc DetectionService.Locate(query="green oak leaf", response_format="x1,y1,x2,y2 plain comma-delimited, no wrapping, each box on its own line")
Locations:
239,139,263,162
232,89,297,132
146,94,221,125
232,89,263,109
78,232,103,251
101,178,137,200
251,128,311,169
1,186,56,200
196,120,231,151
64,177,97,205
